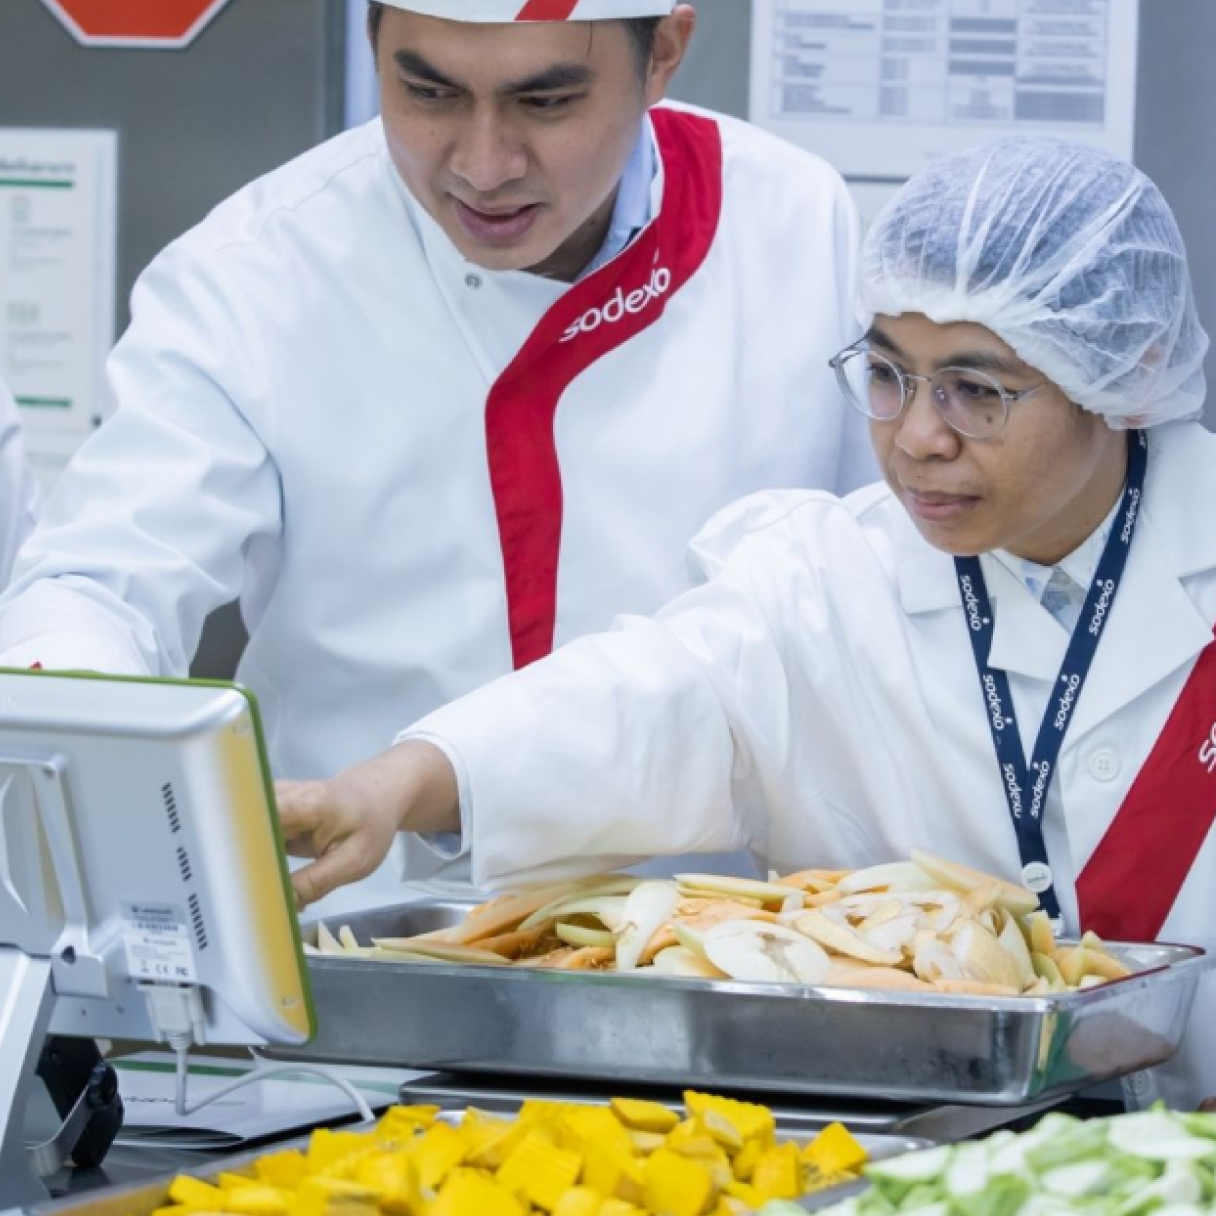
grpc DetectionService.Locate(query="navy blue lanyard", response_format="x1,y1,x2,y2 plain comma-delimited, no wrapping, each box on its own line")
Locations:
954,431,1148,924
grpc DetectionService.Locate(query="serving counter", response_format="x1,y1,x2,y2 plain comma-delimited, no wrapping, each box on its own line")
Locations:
11,899,1210,1215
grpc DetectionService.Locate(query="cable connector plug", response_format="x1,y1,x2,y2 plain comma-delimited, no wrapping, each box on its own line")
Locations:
137,981,206,1049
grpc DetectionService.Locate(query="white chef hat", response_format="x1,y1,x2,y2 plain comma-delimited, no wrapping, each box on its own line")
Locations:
861,137,1209,428
377,0,676,20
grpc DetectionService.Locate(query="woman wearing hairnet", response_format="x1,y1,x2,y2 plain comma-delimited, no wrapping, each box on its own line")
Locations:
280,139,1216,1107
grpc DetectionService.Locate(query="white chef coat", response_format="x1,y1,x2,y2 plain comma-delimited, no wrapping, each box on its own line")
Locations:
0,104,871,896
0,377,40,589
411,419,1216,1107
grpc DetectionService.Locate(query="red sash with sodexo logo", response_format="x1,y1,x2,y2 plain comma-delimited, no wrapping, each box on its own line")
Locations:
1076,628,1216,942
484,107,724,671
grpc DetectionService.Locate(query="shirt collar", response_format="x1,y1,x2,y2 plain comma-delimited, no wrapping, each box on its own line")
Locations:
990,494,1123,602
579,116,656,280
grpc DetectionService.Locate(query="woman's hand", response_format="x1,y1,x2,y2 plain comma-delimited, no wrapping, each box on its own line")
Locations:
276,740,458,908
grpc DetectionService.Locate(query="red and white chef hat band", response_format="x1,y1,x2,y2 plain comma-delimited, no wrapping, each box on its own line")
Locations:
377,0,676,22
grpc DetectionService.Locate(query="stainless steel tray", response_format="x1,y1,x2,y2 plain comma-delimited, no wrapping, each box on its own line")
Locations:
265,900,1214,1106
22,1106,929,1215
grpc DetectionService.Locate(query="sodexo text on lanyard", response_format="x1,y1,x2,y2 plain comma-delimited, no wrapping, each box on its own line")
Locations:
954,430,1147,930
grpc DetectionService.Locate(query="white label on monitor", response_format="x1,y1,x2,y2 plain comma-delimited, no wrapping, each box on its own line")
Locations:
121,902,198,983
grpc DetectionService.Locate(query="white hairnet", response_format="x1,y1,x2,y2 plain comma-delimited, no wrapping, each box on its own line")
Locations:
861,137,1209,427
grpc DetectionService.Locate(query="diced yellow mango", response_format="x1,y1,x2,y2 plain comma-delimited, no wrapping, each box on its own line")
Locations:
376,1105,439,1144
598,1202,645,1216
225,1186,290,1216
464,1118,530,1171
152,1087,832,1216
290,1177,379,1216
667,1133,719,1161
168,1178,227,1208
683,1094,774,1147
306,1129,372,1175
751,1143,802,1201
582,1142,645,1204
642,1148,714,1216
354,1151,417,1213
409,1121,467,1191
431,1168,526,1216
629,1130,667,1154
560,1106,634,1156
460,1107,512,1145
256,1151,308,1189
610,1098,681,1134
497,1130,582,1211
552,1186,604,1216
722,1179,766,1209
677,1145,731,1192
216,1172,258,1191
519,1099,579,1129
711,1200,750,1216
730,1138,761,1182
664,1120,696,1147
712,1199,751,1216
803,1123,868,1176
696,1110,744,1153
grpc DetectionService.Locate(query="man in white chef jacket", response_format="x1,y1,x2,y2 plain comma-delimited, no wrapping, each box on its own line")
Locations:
278,138,1216,1107
0,1,871,900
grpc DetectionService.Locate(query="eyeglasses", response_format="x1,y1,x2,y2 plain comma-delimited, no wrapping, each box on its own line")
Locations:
828,341,1047,440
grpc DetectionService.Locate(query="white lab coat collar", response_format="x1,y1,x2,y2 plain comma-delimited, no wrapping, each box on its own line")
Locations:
894,421,1216,702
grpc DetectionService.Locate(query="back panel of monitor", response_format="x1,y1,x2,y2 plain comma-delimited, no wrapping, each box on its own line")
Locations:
0,673,312,1045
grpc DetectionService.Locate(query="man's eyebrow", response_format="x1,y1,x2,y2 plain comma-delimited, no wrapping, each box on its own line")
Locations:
866,325,1025,377
392,51,593,95
393,50,462,90
503,63,594,94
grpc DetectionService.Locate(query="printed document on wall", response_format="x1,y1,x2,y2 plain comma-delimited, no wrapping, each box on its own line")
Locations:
0,128,117,486
749,1,1139,219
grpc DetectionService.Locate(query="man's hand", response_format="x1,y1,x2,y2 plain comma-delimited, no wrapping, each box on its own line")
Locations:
276,740,458,909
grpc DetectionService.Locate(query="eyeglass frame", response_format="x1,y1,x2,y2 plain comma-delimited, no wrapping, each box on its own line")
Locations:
828,338,1048,440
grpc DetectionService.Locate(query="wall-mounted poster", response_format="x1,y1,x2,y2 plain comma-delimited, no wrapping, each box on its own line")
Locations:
0,128,118,486
749,0,1140,223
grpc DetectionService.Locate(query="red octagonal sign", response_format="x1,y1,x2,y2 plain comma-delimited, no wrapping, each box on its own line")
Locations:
41,0,235,48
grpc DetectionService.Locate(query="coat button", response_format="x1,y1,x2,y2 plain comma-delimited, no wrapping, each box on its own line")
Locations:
464,273,482,290
1087,747,1121,782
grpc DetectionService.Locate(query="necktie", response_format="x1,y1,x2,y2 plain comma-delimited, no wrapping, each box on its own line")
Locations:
1041,566,1083,631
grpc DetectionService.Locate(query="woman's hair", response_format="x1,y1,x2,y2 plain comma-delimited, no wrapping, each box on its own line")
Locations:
366,3,662,76
861,138,1209,428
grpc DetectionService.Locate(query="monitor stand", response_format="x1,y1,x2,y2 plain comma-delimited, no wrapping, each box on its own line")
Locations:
0,949,56,1206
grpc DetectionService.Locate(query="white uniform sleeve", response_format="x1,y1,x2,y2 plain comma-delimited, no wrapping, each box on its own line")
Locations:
403,496,813,890
0,377,40,591
0,242,282,676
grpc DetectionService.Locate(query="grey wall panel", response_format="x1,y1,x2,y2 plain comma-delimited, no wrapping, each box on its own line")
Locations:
0,0,346,334
667,0,1216,430
668,0,752,119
